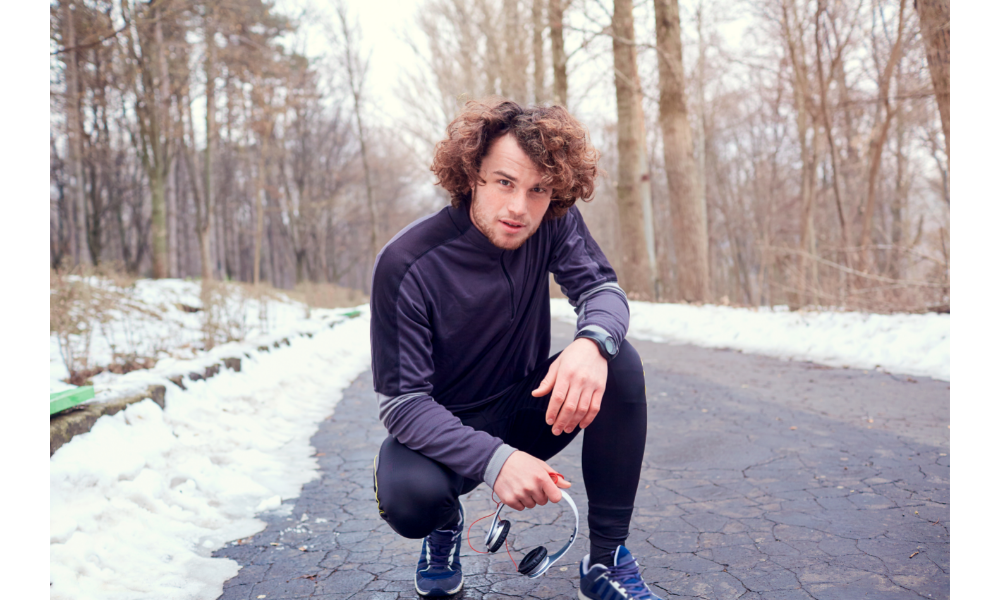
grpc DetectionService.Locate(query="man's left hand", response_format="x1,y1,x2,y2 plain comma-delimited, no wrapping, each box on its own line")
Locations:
532,338,608,435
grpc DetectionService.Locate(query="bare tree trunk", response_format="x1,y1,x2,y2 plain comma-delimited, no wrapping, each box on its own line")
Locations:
503,0,528,104
153,11,178,278
338,4,378,263
122,0,171,279
814,3,849,254
182,90,212,285
637,120,659,299
532,0,546,104
780,0,819,308
914,0,949,168
254,127,268,286
889,111,908,281
860,0,906,272
549,0,568,106
612,0,654,299
201,14,216,283
653,0,709,302
62,0,92,267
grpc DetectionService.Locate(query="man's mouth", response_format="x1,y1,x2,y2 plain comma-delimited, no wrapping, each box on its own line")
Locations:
499,219,525,232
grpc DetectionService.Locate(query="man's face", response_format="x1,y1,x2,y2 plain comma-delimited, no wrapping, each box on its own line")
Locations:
469,134,553,250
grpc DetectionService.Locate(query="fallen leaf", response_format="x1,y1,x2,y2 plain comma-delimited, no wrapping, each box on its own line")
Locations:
299,546,308,551
270,542,280,546
789,426,797,430
909,551,919,559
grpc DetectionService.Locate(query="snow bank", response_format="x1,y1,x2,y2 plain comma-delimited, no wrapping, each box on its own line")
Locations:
49,311,372,600
50,278,318,395
552,299,950,381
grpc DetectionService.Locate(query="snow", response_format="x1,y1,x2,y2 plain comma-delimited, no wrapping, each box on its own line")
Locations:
551,299,950,381
49,278,950,600
50,303,371,600
49,277,319,395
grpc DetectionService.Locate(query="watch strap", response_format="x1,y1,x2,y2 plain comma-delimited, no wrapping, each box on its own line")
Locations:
574,328,618,361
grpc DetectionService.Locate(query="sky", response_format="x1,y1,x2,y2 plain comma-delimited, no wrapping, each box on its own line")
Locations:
275,0,424,123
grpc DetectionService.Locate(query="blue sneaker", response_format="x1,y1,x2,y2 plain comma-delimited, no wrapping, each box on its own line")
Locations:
414,503,464,597
579,545,664,600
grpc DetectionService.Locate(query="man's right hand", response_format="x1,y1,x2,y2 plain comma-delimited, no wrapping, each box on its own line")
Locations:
492,450,572,511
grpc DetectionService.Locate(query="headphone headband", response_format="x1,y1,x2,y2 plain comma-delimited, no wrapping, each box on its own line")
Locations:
484,491,580,579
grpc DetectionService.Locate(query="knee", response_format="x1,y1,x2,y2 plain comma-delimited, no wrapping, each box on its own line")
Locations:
378,477,455,539
374,440,460,539
606,340,646,404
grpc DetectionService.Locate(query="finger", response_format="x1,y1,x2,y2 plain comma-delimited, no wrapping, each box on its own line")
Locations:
556,477,572,489
545,376,570,426
579,388,604,429
532,484,550,507
569,390,592,432
542,474,563,503
553,385,582,435
532,357,560,397
522,495,537,510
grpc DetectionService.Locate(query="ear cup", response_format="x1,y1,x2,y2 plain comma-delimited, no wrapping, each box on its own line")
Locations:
487,520,510,553
518,546,548,575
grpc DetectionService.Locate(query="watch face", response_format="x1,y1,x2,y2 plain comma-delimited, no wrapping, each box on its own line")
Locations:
604,338,617,355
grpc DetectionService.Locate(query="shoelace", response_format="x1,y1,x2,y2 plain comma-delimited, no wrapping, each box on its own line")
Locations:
425,526,460,570
606,556,655,599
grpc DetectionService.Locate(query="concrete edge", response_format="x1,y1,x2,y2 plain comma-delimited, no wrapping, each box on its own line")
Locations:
49,317,354,458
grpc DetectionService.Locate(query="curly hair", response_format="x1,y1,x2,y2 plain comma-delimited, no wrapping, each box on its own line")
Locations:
430,97,601,220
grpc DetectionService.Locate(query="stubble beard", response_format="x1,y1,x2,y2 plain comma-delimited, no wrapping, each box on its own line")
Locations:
470,199,540,251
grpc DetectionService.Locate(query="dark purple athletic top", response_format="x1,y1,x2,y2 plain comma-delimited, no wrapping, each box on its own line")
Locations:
370,203,629,488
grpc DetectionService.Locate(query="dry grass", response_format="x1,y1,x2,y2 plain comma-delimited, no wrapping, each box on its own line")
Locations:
50,265,153,382
284,281,368,310
51,266,371,386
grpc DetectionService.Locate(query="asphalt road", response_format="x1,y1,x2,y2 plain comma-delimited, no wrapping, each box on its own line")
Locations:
215,320,950,599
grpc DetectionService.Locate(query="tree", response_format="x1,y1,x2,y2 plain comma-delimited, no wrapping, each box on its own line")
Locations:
653,0,710,302
59,0,92,267
550,0,568,106
336,2,378,265
611,0,654,299
914,0,949,168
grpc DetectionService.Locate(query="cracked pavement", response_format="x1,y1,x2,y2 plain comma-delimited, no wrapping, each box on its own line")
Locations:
215,320,949,599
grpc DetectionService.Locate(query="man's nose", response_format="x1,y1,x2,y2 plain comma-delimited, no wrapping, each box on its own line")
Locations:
506,189,528,216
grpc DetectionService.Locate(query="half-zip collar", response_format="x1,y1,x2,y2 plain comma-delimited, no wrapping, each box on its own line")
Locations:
447,204,505,258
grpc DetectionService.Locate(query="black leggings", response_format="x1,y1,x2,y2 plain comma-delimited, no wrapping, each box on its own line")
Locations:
373,340,647,563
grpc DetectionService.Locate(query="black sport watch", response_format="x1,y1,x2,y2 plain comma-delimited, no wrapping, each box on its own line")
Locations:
575,329,619,361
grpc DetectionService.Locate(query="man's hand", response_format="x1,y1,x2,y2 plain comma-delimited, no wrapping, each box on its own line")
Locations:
493,450,572,510
532,338,608,436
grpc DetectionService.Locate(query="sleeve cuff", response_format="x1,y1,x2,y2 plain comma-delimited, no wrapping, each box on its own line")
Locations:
482,443,517,489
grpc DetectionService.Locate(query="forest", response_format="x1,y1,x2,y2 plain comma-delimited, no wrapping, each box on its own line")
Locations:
49,0,950,313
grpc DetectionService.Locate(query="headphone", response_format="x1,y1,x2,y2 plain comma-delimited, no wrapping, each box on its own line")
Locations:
479,474,580,578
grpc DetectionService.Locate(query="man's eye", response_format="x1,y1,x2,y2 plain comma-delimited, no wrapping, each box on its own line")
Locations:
533,187,546,194
499,179,511,186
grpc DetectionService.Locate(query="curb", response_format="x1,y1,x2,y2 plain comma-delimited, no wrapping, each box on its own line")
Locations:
50,312,360,457
50,356,243,456
50,384,166,456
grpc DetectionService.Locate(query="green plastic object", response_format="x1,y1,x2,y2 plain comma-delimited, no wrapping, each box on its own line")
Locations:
50,386,95,415
342,310,362,319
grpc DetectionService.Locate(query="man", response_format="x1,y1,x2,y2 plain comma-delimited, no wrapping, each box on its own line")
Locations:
371,98,662,600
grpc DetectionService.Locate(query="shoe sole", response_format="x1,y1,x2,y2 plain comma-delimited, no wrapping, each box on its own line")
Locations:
415,575,463,597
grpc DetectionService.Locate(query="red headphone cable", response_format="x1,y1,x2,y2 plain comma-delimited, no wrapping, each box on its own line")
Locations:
465,472,566,571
